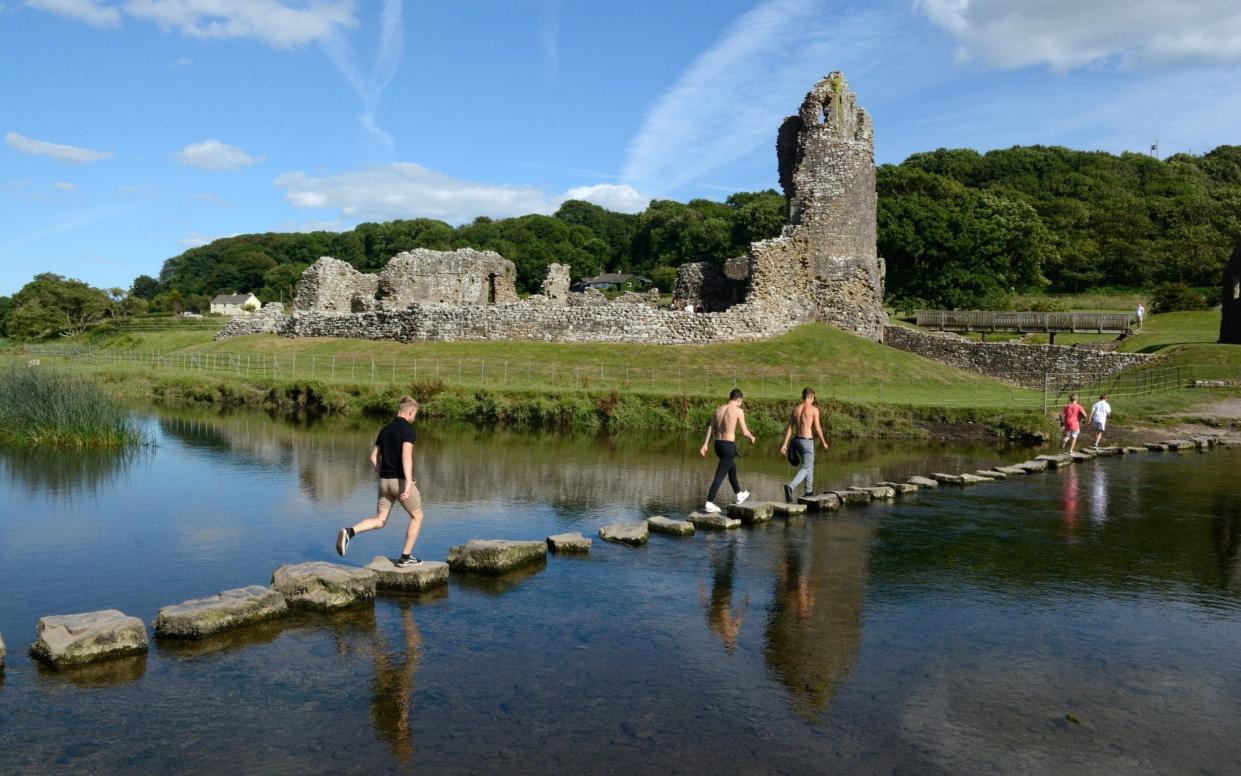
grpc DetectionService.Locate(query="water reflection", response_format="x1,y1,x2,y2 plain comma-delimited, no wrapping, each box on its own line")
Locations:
764,518,871,716
700,543,749,653
35,654,147,689
0,444,145,501
371,601,422,765
1061,465,1079,533
1090,465,1109,525
1213,492,1241,593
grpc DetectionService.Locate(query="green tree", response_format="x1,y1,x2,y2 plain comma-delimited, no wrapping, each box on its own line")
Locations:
130,274,161,300
5,273,112,338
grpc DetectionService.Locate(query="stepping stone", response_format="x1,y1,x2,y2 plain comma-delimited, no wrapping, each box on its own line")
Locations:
647,516,695,536
995,466,1028,476
728,501,775,523
850,486,896,500
976,469,1007,479
29,610,148,668
1017,460,1049,473
1145,442,1169,451
154,585,288,639
771,501,809,516
546,532,592,553
447,539,548,575
365,556,450,593
798,493,841,510
876,481,919,495
271,562,377,611
829,489,873,505
958,473,993,485
599,522,650,546
931,473,965,484
1068,452,1094,462
1163,439,1195,450
688,511,741,530
1,631,5,670
1090,446,1121,456
906,476,939,488
1123,446,1146,454
1036,454,1073,468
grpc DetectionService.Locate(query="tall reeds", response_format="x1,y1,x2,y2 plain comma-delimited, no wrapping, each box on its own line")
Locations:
0,365,147,448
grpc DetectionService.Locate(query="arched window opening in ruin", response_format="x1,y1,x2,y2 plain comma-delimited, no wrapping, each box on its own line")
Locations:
488,274,497,304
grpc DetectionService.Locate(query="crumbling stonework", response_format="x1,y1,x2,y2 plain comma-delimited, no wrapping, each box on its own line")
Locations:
296,258,378,313
1221,239,1241,345
541,263,571,304
377,248,516,308
672,261,748,312
883,325,1152,387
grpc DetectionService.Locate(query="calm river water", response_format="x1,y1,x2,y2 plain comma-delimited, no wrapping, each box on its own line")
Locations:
1,411,1239,774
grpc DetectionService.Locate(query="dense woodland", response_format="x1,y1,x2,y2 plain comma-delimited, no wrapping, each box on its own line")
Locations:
3,144,1239,338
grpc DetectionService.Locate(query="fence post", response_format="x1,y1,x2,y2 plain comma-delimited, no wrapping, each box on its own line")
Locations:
1042,370,1049,415
371,357,375,384
292,355,296,379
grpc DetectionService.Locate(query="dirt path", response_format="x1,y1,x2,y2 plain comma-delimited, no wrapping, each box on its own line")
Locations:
1179,398,1241,419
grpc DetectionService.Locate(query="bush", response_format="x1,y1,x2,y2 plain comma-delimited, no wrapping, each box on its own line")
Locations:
1151,282,1209,314
1023,297,1069,313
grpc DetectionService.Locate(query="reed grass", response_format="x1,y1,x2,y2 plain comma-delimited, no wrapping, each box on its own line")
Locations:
0,365,147,448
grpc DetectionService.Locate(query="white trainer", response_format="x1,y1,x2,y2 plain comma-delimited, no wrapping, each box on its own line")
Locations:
736,490,750,504
704,501,721,513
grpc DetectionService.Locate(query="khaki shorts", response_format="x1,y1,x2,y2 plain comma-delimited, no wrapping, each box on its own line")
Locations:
378,478,422,513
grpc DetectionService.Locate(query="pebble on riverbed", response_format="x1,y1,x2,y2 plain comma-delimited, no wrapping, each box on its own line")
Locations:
647,516,695,536
154,585,289,639
270,561,377,611
365,556,450,593
546,532,592,553
29,610,148,668
447,539,548,575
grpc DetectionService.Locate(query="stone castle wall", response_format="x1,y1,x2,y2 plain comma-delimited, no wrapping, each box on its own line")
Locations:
376,248,517,307
883,325,1152,388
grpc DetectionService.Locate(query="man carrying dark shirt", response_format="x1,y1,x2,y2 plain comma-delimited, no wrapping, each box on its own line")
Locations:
336,395,425,566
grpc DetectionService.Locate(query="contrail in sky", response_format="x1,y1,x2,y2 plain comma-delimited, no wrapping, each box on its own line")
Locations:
321,0,406,155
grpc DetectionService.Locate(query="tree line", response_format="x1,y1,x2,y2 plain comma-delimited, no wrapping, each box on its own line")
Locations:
2,144,1237,339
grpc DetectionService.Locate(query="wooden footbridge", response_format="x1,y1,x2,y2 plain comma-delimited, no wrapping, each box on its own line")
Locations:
915,310,1135,343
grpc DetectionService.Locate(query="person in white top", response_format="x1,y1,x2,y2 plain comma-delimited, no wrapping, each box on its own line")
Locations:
1136,303,1145,330
1091,393,1112,447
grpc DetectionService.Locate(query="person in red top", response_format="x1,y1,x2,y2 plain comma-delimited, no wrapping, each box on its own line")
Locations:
1060,393,1088,453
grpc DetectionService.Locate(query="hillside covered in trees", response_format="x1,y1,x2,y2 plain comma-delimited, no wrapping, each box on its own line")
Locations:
3,144,1239,338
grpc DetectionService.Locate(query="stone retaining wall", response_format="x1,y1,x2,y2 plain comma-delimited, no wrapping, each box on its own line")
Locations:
883,325,1152,387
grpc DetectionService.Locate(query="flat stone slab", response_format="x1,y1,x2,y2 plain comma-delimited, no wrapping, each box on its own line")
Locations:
647,516,695,536
1163,439,1195,450
1145,442,1170,451
798,493,841,510
931,473,965,484
1088,446,1121,456
688,511,741,529
876,481,919,494
1016,460,1049,473
30,610,148,668
1068,451,1094,462
828,489,873,506
906,476,939,488
546,532,592,553
995,466,1028,476
154,585,288,639
448,539,548,575
976,469,1007,479
1036,454,1073,468
728,501,775,523
850,486,896,500
1123,446,1146,454
771,501,809,516
599,522,650,546
271,562,377,611
959,473,993,484
365,556,450,593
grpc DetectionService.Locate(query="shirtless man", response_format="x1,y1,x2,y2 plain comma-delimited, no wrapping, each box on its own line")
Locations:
700,388,756,513
778,387,829,502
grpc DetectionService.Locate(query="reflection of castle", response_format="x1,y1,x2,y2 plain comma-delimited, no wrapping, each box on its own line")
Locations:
763,517,872,716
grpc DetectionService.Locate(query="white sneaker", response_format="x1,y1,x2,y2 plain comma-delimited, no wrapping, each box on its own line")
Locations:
736,490,750,504
704,501,721,513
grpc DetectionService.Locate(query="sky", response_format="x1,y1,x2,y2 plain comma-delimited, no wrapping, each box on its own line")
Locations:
2,0,1240,296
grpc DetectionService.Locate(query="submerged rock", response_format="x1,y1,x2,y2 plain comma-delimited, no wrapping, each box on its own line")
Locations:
154,585,288,639
365,556,450,593
688,511,741,529
271,562,377,611
876,481,919,494
546,532,592,553
599,522,650,546
647,516,695,536
798,492,841,510
906,476,939,488
728,501,775,523
447,539,548,575
771,501,809,515
30,610,148,668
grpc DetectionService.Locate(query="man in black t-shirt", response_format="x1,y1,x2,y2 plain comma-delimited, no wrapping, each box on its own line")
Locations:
335,395,425,566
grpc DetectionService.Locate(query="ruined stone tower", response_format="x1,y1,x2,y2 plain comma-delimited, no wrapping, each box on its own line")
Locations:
745,72,887,340
1221,238,1241,345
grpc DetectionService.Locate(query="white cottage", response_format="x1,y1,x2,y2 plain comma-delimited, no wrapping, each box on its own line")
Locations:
210,293,260,316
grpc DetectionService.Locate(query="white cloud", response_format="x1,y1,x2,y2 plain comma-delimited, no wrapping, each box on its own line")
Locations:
319,0,403,153
53,181,77,191
621,0,898,194
194,192,230,207
24,0,120,28
178,232,212,248
275,162,649,223
5,131,114,162
121,0,356,48
917,0,1241,71
175,139,263,171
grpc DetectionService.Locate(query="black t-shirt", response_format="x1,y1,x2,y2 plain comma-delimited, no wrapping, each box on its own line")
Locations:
375,417,416,479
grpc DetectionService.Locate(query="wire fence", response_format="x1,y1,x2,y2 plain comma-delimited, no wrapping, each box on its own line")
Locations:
17,344,1239,410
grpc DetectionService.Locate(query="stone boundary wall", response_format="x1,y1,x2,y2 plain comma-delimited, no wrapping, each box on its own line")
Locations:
219,300,802,345
883,325,1152,388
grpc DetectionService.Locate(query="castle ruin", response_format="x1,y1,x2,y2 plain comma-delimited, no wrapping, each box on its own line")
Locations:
220,72,887,345
1222,238,1241,345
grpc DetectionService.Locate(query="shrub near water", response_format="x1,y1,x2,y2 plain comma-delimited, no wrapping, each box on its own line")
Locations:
0,366,146,448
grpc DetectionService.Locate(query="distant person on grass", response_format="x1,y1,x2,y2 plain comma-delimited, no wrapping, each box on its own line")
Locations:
778,387,829,503
1090,393,1112,447
336,395,425,567
1136,302,1145,330
701,388,755,514
1060,393,1088,453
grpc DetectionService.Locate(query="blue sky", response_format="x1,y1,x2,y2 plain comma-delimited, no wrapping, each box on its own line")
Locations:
2,0,1240,295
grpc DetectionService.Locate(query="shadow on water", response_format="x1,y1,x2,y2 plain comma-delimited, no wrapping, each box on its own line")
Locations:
35,654,148,690
450,563,548,596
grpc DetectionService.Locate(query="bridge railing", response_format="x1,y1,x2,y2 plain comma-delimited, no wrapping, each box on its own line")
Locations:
916,310,1133,333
